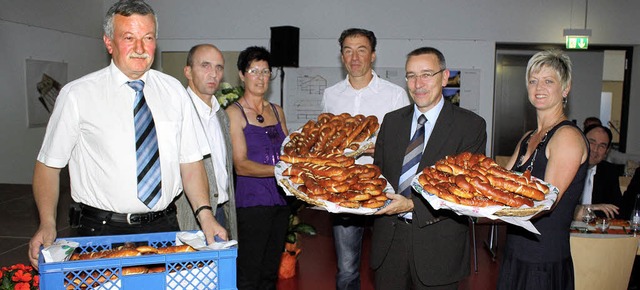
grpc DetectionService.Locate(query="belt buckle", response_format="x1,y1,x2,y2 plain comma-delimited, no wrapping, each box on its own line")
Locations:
126,213,141,225
141,213,151,223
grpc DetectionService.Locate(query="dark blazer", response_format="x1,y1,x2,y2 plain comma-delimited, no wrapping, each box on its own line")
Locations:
591,161,623,218
371,101,486,286
620,167,640,218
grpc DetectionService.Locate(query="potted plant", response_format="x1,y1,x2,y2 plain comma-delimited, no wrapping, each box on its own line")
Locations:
279,206,316,279
0,264,39,290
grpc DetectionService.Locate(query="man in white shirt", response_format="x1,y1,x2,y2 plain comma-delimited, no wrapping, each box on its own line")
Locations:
177,44,238,239
28,0,225,268
321,28,410,290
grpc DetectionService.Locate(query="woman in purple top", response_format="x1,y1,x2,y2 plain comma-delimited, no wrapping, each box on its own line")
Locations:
226,46,289,290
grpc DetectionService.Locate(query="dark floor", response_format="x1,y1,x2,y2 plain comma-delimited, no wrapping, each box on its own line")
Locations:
0,183,503,289
0,183,73,267
277,208,504,290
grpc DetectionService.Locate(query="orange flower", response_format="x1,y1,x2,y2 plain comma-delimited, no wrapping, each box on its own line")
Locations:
14,282,31,290
33,275,40,287
1,263,38,290
12,269,33,283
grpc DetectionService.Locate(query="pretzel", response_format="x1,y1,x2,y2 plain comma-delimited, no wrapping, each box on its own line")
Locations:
104,249,140,259
157,245,196,254
362,199,386,208
418,152,549,208
469,177,533,207
342,116,370,148
283,112,379,157
147,266,165,273
279,114,387,210
284,157,388,209
353,116,380,143
136,245,158,254
343,191,372,201
454,174,476,194
458,196,502,207
447,184,475,199
122,266,148,275
64,244,198,289
66,270,117,289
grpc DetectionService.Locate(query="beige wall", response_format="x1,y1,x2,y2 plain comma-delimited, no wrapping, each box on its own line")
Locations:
161,51,242,89
602,81,624,144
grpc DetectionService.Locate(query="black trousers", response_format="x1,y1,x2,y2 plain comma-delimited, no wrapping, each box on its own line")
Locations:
236,205,289,290
71,205,180,237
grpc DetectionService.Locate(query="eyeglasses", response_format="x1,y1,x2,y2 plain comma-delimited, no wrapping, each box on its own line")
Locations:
246,68,272,77
405,69,445,82
588,139,609,151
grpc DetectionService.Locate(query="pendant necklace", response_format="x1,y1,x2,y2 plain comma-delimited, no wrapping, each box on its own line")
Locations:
519,118,565,172
244,99,265,123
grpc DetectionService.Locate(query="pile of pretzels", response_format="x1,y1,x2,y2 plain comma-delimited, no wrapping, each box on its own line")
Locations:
278,112,389,210
280,154,389,209
282,112,379,157
417,152,550,208
65,244,196,289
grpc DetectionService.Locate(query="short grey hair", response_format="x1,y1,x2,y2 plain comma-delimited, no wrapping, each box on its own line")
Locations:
103,0,157,39
526,49,572,91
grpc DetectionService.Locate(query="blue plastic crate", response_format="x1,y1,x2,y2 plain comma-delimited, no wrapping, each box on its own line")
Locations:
38,231,237,290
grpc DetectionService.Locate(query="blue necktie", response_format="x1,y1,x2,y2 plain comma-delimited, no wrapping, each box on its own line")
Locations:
128,80,162,208
397,115,427,197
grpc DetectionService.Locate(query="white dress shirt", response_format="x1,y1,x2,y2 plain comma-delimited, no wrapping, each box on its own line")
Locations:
402,97,445,220
37,61,209,213
187,87,229,204
581,165,598,204
322,70,410,164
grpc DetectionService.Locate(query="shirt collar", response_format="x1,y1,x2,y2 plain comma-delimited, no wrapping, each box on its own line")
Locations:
413,96,445,124
340,70,381,93
187,87,216,117
109,60,149,88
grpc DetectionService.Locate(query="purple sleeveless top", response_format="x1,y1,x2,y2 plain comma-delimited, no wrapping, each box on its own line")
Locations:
234,102,287,208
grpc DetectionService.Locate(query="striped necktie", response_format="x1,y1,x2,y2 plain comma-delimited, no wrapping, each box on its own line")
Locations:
128,80,162,208
397,115,427,197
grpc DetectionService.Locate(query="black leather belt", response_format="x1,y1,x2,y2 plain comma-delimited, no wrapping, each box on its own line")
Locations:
79,203,176,225
397,216,413,224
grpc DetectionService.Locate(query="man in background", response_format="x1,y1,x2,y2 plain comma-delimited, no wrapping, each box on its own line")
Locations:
575,125,623,219
583,116,602,131
321,28,409,290
177,44,238,239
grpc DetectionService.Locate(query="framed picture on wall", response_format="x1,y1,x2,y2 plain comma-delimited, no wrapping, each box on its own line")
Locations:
445,70,461,106
25,59,67,128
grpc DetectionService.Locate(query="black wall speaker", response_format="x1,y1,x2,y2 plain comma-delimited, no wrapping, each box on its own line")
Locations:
270,26,299,67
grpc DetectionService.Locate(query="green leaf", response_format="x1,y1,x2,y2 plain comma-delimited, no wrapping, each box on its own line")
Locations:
286,233,297,244
293,223,317,235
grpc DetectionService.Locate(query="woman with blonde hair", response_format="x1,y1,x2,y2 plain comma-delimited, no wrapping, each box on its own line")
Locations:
497,50,589,290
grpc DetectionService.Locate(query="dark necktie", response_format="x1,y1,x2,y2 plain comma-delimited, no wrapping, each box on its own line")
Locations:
128,80,162,208
397,115,427,197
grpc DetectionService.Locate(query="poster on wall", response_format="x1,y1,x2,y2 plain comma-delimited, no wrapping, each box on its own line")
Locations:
25,59,67,128
284,67,406,131
444,70,461,106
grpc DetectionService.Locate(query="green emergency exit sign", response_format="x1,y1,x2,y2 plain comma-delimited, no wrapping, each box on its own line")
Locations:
566,36,589,49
